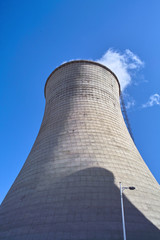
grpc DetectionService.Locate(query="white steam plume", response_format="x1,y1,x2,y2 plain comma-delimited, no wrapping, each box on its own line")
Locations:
96,49,144,91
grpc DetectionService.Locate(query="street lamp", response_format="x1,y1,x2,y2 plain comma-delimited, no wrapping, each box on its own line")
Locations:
119,182,135,240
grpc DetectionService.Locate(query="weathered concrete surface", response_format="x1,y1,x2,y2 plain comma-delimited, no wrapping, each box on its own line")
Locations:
0,60,160,240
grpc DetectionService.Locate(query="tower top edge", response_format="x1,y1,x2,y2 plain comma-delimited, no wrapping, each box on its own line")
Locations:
44,60,121,98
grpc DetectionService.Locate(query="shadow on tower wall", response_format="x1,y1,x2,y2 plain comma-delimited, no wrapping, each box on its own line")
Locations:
40,167,160,240
1,168,160,240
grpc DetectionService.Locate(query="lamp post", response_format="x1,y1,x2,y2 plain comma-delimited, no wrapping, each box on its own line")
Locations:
119,182,135,240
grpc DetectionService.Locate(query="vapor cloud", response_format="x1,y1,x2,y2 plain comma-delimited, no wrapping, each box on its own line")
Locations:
96,49,144,91
142,94,160,108
126,99,135,109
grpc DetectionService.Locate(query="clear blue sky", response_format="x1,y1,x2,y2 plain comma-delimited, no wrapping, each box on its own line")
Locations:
0,0,160,203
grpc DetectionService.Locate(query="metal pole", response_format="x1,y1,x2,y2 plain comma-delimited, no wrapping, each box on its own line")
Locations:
119,182,126,240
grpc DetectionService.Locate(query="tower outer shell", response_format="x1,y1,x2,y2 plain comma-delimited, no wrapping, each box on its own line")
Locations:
0,60,160,240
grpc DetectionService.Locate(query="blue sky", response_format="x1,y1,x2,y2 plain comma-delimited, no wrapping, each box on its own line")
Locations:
0,0,160,203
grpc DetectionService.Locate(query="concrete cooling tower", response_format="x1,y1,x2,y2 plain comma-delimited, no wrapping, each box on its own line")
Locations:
0,60,160,240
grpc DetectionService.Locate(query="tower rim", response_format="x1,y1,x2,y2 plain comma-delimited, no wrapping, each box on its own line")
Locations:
44,60,121,98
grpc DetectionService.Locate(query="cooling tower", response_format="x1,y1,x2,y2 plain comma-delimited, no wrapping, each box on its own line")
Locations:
0,60,160,240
